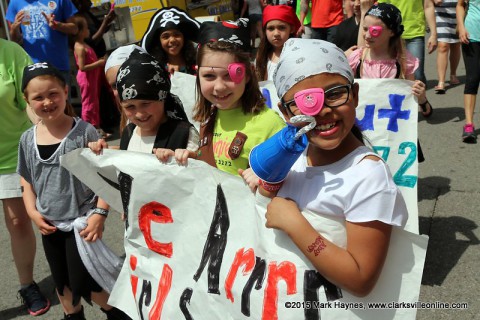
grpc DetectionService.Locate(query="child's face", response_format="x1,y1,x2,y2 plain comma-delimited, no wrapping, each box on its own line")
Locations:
198,51,248,111
160,29,185,58
363,16,394,49
121,99,167,135
281,73,358,151
24,77,68,122
265,20,292,50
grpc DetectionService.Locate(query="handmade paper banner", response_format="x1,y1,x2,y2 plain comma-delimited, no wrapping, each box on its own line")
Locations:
62,150,427,320
171,74,419,233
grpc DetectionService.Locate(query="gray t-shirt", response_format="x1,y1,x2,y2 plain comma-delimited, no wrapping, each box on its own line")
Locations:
246,0,263,15
17,118,99,222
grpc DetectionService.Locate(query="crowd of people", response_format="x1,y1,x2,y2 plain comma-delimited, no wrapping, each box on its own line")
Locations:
1,0,479,318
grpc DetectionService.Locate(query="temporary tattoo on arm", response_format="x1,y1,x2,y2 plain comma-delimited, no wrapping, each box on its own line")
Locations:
307,236,327,256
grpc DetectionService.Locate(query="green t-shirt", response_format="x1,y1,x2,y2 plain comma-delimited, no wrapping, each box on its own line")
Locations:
379,0,425,39
0,39,33,174
213,106,286,176
297,1,312,25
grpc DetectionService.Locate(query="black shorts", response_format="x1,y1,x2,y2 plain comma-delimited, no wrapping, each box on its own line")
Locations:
42,230,102,306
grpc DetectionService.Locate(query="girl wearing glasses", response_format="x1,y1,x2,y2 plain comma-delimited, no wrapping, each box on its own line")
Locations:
264,38,408,297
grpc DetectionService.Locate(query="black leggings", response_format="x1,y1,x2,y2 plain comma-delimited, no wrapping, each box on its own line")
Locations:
462,42,480,95
42,230,102,307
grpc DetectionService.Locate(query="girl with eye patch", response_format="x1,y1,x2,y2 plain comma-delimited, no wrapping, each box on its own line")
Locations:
180,19,286,191
349,3,433,120
264,38,408,297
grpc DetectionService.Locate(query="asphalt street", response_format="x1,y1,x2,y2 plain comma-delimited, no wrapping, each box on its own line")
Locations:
1,40,479,320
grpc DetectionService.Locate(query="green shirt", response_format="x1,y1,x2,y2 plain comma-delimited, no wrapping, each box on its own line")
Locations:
379,0,425,39
297,1,312,25
0,38,33,174
213,106,286,176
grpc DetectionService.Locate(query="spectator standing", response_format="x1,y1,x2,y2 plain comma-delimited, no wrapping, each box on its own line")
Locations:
0,37,51,317
71,0,115,58
297,0,343,42
241,0,264,48
433,0,461,94
334,0,362,51
457,0,480,143
6,0,78,93
295,0,312,38
72,15,110,138
72,0,119,135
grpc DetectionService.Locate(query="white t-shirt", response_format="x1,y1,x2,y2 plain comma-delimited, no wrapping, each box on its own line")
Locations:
278,146,408,231
127,126,199,153
267,60,278,81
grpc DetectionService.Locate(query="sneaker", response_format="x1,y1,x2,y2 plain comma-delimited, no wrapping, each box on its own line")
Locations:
64,306,86,320
101,307,132,320
462,124,477,143
17,282,51,316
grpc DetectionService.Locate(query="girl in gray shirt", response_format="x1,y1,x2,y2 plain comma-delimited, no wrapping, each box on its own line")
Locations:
17,62,130,320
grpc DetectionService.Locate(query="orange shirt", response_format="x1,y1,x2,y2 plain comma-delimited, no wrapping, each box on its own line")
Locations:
311,0,344,28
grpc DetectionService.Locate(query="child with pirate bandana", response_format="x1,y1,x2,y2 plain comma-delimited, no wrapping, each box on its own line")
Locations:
349,2,430,162
265,38,408,297
349,3,431,118
90,49,198,163
255,5,301,81
187,19,286,191
17,62,130,320
141,6,200,75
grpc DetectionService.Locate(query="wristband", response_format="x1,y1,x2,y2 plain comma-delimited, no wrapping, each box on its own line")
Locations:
259,179,283,192
92,207,109,217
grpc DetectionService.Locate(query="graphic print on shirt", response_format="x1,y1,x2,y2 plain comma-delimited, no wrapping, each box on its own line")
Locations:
213,132,233,167
22,3,52,42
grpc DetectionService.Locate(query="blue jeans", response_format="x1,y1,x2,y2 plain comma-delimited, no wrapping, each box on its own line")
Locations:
405,36,426,84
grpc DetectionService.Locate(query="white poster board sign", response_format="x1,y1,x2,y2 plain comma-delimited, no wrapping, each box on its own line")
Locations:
62,150,427,320
61,76,424,320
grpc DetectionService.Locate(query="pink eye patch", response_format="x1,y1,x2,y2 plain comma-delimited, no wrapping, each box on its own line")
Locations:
294,88,324,115
369,25,383,37
228,63,246,84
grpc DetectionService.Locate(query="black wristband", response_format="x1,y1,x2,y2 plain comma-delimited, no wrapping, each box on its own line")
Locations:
93,207,109,217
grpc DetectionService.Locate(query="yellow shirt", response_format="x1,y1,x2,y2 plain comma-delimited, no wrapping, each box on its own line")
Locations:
213,106,286,176
378,0,426,39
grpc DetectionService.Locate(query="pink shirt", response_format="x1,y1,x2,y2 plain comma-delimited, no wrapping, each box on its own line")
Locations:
348,47,419,79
